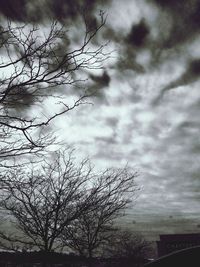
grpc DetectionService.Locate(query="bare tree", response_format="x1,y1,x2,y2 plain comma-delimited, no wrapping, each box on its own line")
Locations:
61,168,138,258
0,150,94,252
0,151,137,253
104,229,152,267
0,13,107,167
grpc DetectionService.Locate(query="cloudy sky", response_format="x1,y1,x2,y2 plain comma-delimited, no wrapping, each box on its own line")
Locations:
51,0,200,220
1,0,200,229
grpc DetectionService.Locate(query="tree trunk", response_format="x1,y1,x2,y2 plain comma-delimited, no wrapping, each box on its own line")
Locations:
88,249,94,267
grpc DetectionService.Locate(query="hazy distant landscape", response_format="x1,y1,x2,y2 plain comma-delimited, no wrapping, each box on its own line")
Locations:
118,212,200,241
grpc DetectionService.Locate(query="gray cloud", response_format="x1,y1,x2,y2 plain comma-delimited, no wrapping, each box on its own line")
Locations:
0,0,27,21
0,0,111,23
126,19,150,48
150,0,200,47
164,59,200,89
153,59,200,104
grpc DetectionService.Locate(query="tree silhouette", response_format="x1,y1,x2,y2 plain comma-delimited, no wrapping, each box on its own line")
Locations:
0,150,137,253
105,229,152,267
61,167,138,258
0,13,107,168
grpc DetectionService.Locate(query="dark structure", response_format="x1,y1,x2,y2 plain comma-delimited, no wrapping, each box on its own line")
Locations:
145,246,200,267
0,251,87,267
157,233,200,257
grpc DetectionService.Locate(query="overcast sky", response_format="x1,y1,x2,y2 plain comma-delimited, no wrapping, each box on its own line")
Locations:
51,0,200,219
1,0,200,223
